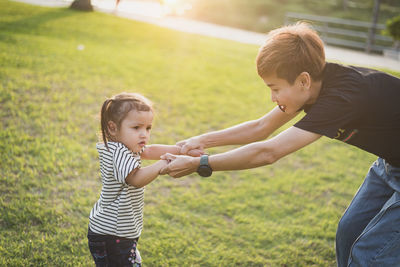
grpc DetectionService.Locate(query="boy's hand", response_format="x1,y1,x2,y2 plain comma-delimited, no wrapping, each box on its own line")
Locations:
185,148,204,157
177,137,204,156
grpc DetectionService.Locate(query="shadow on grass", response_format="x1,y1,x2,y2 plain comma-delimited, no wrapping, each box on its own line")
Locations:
0,7,78,34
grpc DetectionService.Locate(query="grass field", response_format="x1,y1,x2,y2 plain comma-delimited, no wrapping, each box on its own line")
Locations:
1,1,399,266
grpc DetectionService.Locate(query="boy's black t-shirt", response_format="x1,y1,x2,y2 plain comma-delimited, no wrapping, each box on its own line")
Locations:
294,62,400,167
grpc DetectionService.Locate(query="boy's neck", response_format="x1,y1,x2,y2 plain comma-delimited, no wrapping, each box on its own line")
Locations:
307,79,323,105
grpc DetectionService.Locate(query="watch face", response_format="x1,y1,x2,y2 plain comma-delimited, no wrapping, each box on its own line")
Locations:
197,165,212,177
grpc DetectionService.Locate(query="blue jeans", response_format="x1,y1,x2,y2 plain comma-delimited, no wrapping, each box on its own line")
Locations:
336,158,400,266
87,227,142,267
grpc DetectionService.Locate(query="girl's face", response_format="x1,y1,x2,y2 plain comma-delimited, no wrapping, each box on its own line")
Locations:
262,73,310,115
112,110,153,153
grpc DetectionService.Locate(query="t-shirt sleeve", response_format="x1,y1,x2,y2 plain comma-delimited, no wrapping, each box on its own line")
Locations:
113,145,141,184
294,94,359,138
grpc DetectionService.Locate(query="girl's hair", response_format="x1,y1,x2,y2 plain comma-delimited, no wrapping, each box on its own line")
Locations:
256,22,326,84
100,92,153,149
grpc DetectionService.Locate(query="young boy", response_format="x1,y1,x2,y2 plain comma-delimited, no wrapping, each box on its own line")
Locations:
161,22,400,266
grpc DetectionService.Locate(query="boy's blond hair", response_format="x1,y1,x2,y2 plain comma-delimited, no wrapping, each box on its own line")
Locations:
256,22,326,84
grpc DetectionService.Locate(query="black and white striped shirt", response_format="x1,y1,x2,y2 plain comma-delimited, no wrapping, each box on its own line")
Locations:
89,142,144,239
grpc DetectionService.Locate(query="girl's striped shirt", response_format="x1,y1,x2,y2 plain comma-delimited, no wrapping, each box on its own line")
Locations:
89,142,144,239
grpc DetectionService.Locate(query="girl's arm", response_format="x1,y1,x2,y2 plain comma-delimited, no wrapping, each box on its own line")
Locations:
125,160,167,188
141,145,180,160
141,145,203,160
179,106,299,154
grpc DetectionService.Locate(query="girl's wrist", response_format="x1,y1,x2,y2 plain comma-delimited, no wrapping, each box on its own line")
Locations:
175,145,182,155
158,159,168,174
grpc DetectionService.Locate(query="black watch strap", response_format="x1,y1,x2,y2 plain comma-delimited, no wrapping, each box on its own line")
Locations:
200,154,209,166
197,154,212,177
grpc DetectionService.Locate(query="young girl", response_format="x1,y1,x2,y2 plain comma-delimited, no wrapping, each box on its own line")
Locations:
87,92,195,266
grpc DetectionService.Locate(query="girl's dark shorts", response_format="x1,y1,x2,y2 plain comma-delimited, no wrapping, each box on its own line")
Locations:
87,227,141,267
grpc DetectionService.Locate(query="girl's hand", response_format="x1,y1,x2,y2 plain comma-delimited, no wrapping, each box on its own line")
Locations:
177,136,204,156
159,153,200,178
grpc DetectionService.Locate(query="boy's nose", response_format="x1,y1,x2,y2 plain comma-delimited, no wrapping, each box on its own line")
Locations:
271,94,277,103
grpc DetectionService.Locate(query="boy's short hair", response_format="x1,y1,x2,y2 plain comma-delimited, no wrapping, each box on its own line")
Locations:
256,22,326,84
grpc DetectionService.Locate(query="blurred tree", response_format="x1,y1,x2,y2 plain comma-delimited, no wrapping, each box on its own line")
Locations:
367,0,381,52
70,0,93,11
343,0,349,11
386,15,400,48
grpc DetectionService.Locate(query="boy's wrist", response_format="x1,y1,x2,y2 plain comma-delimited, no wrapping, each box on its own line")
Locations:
197,135,208,149
191,156,201,169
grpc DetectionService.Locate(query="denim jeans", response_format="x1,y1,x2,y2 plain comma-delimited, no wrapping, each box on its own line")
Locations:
87,227,142,267
336,158,400,267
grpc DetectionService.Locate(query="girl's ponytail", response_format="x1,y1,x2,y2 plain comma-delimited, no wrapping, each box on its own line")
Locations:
100,99,113,150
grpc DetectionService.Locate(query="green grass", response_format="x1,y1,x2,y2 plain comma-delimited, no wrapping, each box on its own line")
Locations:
1,1,399,266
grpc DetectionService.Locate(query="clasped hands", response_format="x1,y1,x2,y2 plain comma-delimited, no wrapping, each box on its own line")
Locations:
159,137,204,178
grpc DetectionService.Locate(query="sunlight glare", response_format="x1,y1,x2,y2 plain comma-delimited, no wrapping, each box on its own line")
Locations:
162,0,192,16
164,0,178,5
91,0,192,18
92,0,164,18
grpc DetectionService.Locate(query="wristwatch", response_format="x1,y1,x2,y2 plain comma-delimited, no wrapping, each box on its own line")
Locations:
197,154,212,177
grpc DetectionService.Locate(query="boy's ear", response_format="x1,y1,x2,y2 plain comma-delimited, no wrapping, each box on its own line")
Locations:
298,72,311,90
108,121,118,136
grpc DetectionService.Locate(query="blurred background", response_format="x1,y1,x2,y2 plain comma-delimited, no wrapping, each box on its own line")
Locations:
84,0,400,55
169,0,399,32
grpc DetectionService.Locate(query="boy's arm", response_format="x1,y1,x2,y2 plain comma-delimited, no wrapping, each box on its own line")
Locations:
125,160,167,188
179,106,299,154
161,126,321,177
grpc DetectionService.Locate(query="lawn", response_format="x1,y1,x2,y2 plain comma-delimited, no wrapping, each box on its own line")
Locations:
1,1,399,266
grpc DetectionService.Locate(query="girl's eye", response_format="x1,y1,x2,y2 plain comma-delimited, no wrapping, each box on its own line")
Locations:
133,126,139,130
146,127,152,131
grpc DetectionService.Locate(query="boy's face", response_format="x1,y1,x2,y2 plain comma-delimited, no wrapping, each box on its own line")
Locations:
111,110,153,153
262,73,310,115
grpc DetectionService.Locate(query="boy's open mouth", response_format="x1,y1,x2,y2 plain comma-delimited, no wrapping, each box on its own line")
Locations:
278,105,286,112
